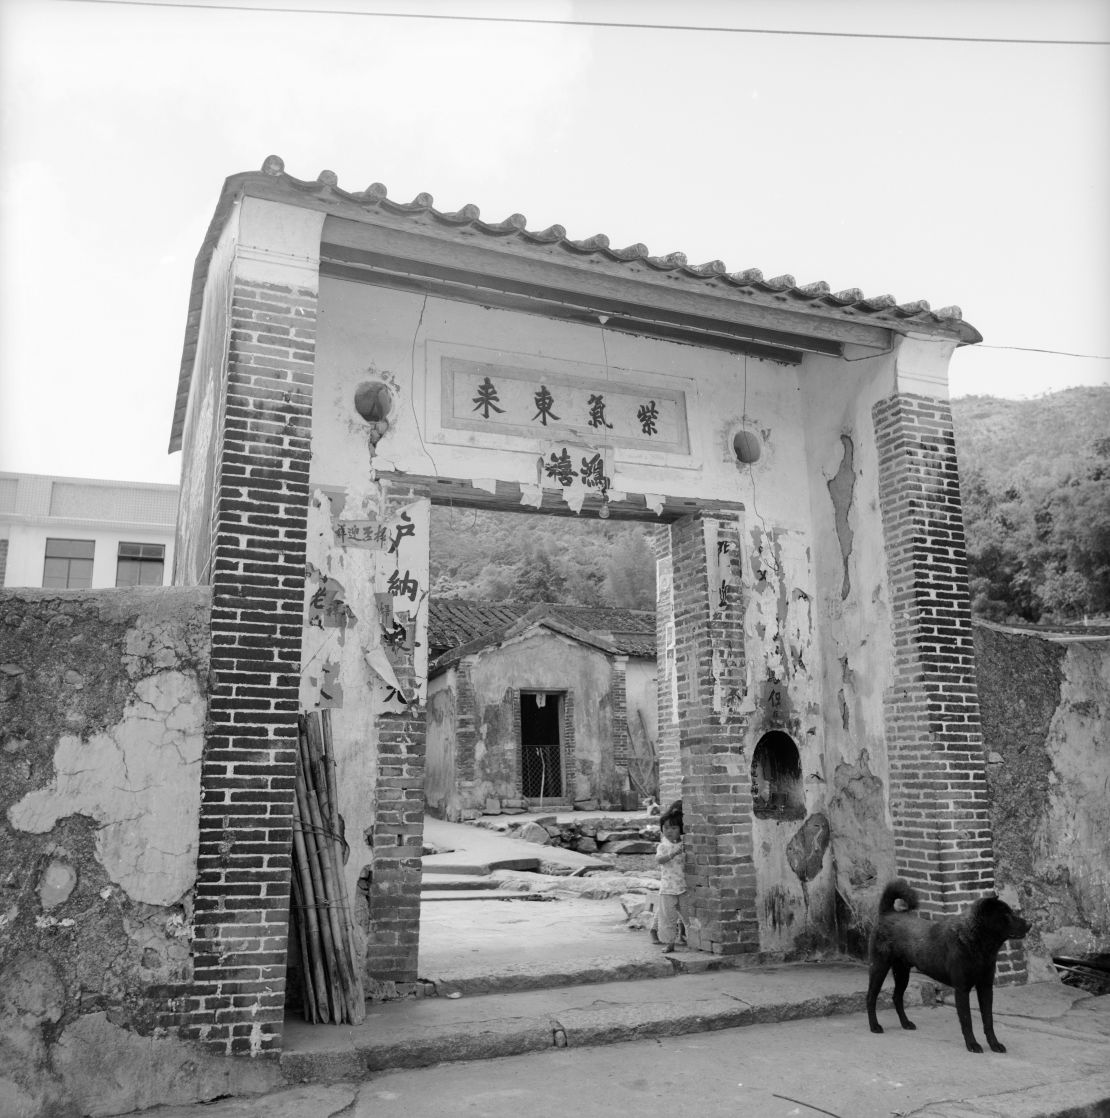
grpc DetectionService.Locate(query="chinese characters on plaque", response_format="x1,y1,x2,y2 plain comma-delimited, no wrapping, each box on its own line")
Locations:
442,356,689,455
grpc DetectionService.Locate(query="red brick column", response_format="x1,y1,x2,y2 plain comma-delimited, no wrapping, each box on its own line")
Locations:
872,395,1011,938
667,514,758,955
454,663,479,802
367,705,424,982
610,655,630,772
185,279,316,1055
562,690,577,799
654,532,681,804
364,482,428,984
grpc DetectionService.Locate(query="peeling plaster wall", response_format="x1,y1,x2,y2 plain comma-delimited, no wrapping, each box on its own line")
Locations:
313,277,804,507
424,671,457,820
0,587,237,1117
976,624,1110,976
310,272,911,959
299,486,430,906
174,206,238,587
624,658,658,788
464,633,621,807
794,353,902,938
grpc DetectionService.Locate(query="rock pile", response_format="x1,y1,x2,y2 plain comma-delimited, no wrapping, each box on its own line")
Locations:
474,813,660,856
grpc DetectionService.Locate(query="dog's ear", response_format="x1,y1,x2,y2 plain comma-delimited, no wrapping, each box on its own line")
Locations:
978,897,1014,933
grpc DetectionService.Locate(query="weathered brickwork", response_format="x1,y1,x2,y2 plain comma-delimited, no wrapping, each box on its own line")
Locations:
562,690,577,798
367,709,424,981
454,664,479,787
363,482,428,983
185,279,317,1054
654,535,681,803
665,515,759,955
871,394,1020,973
610,657,630,769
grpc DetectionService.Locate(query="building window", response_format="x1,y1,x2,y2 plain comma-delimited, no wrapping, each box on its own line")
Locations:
115,542,166,587
43,538,95,589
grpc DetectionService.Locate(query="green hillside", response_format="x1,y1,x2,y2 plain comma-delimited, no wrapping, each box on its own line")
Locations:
429,386,1110,622
952,386,1110,622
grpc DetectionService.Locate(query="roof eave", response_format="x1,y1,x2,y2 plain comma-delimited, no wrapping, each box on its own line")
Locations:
170,158,982,452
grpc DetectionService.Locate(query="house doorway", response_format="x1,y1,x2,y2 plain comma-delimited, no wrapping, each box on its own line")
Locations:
519,690,564,801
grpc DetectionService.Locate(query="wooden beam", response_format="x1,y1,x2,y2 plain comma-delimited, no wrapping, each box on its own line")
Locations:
320,245,829,360
320,215,891,351
320,257,807,364
374,472,745,523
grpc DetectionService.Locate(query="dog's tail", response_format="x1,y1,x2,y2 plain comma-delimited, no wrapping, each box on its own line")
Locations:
878,879,919,915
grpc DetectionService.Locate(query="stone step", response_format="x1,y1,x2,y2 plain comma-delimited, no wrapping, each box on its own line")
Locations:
279,962,924,1082
421,857,542,875
419,874,502,892
421,890,538,903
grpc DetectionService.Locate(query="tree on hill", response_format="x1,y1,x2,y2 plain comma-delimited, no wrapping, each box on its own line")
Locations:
953,386,1110,622
429,508,656,609
427,387,1110,623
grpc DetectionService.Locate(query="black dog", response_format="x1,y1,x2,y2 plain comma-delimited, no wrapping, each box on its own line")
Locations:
866,879,1030,1053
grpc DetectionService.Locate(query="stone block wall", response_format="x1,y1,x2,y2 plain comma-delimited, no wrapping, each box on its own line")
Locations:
976,622,1110,977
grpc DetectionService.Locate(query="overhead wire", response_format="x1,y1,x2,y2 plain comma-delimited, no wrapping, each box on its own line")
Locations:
57,0,1110,47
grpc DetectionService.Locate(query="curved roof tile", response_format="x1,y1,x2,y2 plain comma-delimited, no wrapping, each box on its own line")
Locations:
170,156,981,452
259,155,977,332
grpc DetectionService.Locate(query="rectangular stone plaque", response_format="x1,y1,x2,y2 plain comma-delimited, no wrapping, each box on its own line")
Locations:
440,355,690,455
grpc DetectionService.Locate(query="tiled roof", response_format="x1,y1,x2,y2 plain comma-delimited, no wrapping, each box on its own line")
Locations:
258,157,975,329
427,598,656,660
427,599,529,654
170,156,981,452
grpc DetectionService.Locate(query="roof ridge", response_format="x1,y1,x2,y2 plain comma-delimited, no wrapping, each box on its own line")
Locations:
261,155,972,330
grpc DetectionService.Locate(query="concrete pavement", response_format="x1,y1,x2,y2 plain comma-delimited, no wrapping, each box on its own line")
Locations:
108,820,1110,1117
126,977,1110,1118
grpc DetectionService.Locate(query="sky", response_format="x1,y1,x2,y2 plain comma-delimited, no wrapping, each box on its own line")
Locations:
1,0,1107,486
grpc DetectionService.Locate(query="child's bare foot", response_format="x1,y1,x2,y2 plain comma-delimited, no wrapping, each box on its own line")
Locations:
662,943,676,953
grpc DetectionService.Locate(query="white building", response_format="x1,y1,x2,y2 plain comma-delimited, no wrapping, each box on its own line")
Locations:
0,472,178,589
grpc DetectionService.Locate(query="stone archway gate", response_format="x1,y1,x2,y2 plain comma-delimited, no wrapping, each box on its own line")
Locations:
169,156,1004,1058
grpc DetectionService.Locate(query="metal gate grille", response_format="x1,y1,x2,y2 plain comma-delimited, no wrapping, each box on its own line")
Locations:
521,743,562,799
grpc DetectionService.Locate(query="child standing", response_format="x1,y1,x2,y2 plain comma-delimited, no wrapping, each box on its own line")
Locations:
653,814,686,952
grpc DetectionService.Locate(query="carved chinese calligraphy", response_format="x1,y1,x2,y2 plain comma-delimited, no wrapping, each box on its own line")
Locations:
471,376,504,418
441,354,690,454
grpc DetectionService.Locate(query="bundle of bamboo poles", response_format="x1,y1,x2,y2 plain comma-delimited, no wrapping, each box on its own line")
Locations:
291,710,365,1025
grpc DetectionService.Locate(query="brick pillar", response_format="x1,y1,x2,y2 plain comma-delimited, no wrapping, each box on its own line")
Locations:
610,656,630,802
872,395,1009,937
562,690,577,800
654,531,681,804
668,514,758,955
364,483,428,984
188,278,316,1055
455,662,479,813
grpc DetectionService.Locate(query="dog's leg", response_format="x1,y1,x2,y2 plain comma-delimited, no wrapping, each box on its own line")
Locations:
891,962,916,1030
977,978,1005,1053
954,986,983,1053
866,961,890,1034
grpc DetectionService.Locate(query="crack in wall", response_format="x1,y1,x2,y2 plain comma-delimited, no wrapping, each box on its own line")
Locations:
827,434,856,600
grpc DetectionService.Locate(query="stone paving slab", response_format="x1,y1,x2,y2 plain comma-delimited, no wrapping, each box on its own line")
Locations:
422,816,611,875
417,890,670,994
279,962,919,1081
116,984,1110,1118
